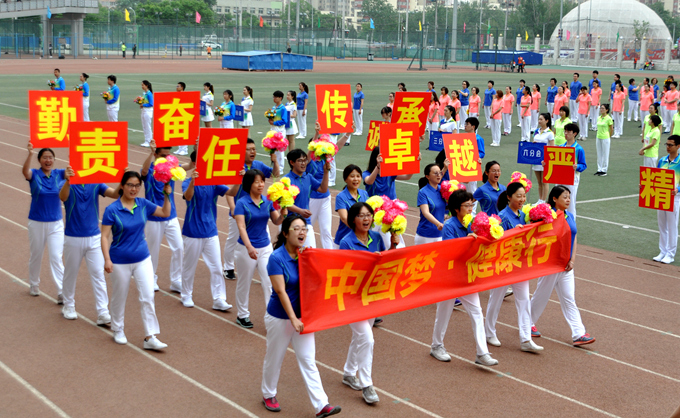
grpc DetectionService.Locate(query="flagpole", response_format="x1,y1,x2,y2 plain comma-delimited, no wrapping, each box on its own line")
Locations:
451,0,457,62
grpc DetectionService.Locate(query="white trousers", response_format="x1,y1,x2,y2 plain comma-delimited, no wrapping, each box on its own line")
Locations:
177,146,189,154
596,137,610,173
327,134,338,187
297,111,307,138
530,109,539,132
640,110,650,129
547,102,554,116
483,105,492,127
516,104,522,125
309,196,333,249
643,156,658,168
658,194,680,258
145,218,183,287
83,97,90,122
353,109,363,135
373,224,405,249
562,173,580,217
432,293,489,356
344,319,375,387
590,106,599,130
27,220,64,293
569,99,577,119
577,113,589,139
627,99,640,121
491,118,502,146
223,216,239,271
181,235,226,301
109,256,160,336
62,235,109,314
520,115,531,142
275,151,285,176
502,113,512,134
220,119,234,129
304,224,317,248
106,105,119,122
414,235,442,246
234,243,273,319
662,107,670,130
485,280,531,343
262,313,328,413
459,106,469,129
531,270,586,340
141,108,153,145
613,112,623,136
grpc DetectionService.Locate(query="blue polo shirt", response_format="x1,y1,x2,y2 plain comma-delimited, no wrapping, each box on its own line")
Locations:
142,162,177,222
460,88,470,106
658,154,680,192
181,180,228,239
234,194,275,248
588,78,599,93
363,171,397,200
142,91,153,108
296,91,308,110
27,168,65,222
54,76,65,91
610,82,618,100
570,81,582,100
82,81,90,97
499,206,526,230
629,84,639,101
653,84,660,100
102,198,158,264
416,184,447,238
473,181,506,216
564,210,577,258
284,170,322,224
307,160,330,199
546,86,558,103
353,91,364,110
231,160,274,217
334,188,369,245
442,216,471,240
516,87,524,105
561,142,587,173
266,246,301,319
484,88,496,106
339,229,385,252
63,183,109,237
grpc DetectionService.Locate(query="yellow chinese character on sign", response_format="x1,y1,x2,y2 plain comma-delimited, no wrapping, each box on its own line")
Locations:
202,135,240,179
640,168,675,210
447,138,478,177
544,148,575,181
495,236,524,274
523,224,557,267
36,96,77,142
384,128,415,170
76,128,120,177
400,251,438,298
325,262,366,311
158,98,195,141
395,97,425,124
466,242,498,283
361,259,405,305
367,122,381,150
320,89,349,128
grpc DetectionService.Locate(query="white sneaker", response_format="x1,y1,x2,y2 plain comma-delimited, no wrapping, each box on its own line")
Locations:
660,255,675,264
169,282,182,293
475,354,499,366
173,150,182,155
520,340,544,352
62,305,77,320
29,285,39,296
536,199,545,205
653,253,665,262
212,299,233,311
57,294,63,305
181,297,194,308
153,283,159,292
113,330,127,345
97,313,112,325
144,336,168,351
140,142,150,147
178,151,188,156
430,345,451,362
486,336,501,347
504,287,513,298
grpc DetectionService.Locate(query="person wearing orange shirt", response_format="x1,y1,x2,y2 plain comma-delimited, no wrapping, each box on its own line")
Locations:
639,85,655,130
450,90,462,133
468,87,481,119
502,86,514,135
530,85,542,132
489,90,503,147
426,91,441,135
589,80,602,131
611,83,626,138
552,86,568,124
663,81,679,133
575,87,592,140
438,87,451,121
520,87,532,142
386,92,395,109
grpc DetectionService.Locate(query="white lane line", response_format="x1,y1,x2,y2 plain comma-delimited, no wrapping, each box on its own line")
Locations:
377,327,620,418
577,215,659,234
0,102,29,110
0,264,260,418
575,276,680,306
576,195,637,204
0,359,70,418
578,254,680,280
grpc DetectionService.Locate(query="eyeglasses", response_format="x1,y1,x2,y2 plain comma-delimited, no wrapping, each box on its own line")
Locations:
356,213,373,219
124,183,141,189
461,203,475,208
430,172,443,176
488,170,501,174
666,143,677,147
290,226,306,232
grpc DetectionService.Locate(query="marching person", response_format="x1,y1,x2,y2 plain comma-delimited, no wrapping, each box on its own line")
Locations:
296,82,309,139
449,90,462,132
352,83,364,139
105,75,120,122
101,171,171,350
531,185,596,346
671,100,680,137
179,159,232,311
569,73,582,118
59,165,120,323
516,79,526,127
664,81,679,133
218,89,236,129
575,86,591,140
79,73,90,122
240,86,254,135
201,82,215,129
430,189,499,366
438,105,456,134
415,164,446,245
532,113,555,203
261,215,341,417
270,90,289,176
22,143,64,301
653,135,680,264
639,85,654,130
595,104,614,176
459,80,470,129
427,91,441,135
285,90,299,149
545,78,557,117
140,80,154,147
628,78,640,122
438,87,451,127
334,164,369,249
52,68,65,91
560,123,588,216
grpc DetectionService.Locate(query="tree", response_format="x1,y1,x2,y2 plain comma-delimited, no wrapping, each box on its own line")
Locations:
359,0,397,33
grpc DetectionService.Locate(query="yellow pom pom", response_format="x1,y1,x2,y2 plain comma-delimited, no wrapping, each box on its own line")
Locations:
488,216,500,226
288,185,300,197
280,196,295,208
280,177,291,187
381,223,391,233
391,215,407,235
154,157,168,165
490,225,504,239
366,196,384,211
373,210,385,226
462,214,473,228
170,167,186,181
521,204,532,214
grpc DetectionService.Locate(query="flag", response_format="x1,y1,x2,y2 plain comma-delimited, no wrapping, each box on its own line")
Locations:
195,11,201,23
47,6,52,19
125,9,130,22
260,16,264,27
566,30,571,41
463,22,466,33
419,20,422,31
486,26,490,35
318,16,321,28
525,30,528,41
370,18,375,29
616,32,619,42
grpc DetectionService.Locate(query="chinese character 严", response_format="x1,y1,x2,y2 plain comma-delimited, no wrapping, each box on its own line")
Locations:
325,262,366,311
384,128,415,170
35,96,77,142
640,168,675,210
544,148,575,181
361,259,406,305
158,98,195,141
202,135,240,179
447,138,478,177
76,128,120,177
320,89,349,128
400,251,438,298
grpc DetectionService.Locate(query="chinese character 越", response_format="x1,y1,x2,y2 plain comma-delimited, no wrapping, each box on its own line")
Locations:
641,168,675,210
158,98,195,141
325,262,366,311
36,96,77,142
466,243,499,283
384,128,415,170
400,251,438,297
544,148,575,181
447,138,478,177
76,128,120,177
361,259,406,305
320,89,349,128
202,135,240,179
395,97,425,124
523,224,557,267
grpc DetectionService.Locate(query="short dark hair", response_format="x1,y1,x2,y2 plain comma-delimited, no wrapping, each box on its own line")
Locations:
550,77,557,83
466,116,480,131
190,150,197,162
381,106,392,116
448,189,474,215
614,73,621,79
441,86,449,94
118,171,143,196
246,138,255,144
560,105,570,118
177,82,186,90
54,68,60,72
155,147,172,155
629,78,635,84
592,70,599,75
669,135,680,146
286,149,307,168
462,80,470,88
482,160,500,183
242,169,265,194
650,115,661,127
273,90,284,98
488,80,495,86
37,148,55,161
564,122,580,135
274,214,306,249
347,202,374,232
497,181,526,212
573,72,580,77
107,75,117,83
600,103,610,113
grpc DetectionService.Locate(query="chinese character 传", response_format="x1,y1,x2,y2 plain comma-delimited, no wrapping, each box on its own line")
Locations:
321,89,349,128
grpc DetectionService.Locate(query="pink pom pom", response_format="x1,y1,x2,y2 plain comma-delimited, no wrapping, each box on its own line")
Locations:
382,208,399,224
379,196,393,212
471,212,492,239
153,162,172,184
529,203,554,223
490,214,502,224
165,155,179,167
440,181,453,201
393,199,408,212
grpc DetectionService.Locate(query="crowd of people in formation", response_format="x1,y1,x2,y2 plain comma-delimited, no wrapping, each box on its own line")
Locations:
28,70,680,417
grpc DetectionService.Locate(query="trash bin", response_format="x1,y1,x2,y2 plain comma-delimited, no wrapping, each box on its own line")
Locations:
367,53,374,61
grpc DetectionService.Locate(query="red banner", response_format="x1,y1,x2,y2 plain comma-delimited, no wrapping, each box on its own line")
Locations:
442,133,482,182
543,146,576,185
299,215,571,333
379,122,420,177
315,84,353,134
153,91,201,147
68,122,128,185
640,166,676,212
390,92,430,136
195,128,247,186
365,120,384,151
28,90,83,148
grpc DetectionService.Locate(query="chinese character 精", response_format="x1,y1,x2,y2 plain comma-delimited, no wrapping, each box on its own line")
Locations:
641,168,675,210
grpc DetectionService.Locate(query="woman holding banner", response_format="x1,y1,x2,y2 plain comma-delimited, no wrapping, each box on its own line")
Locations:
339,202,399,405
415,164,446,245
531,185,595,345
430,189,498,366
261,215,341,417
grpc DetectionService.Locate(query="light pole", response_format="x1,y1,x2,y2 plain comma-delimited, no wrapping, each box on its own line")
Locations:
295,0,300,43
542,22,547,41
503,1,513,42
287,0,291,40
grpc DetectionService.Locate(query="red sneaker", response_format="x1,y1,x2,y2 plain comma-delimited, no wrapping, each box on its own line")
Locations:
573,333,595,346
316,404,341,417
531,326,541,338
263,397,281,412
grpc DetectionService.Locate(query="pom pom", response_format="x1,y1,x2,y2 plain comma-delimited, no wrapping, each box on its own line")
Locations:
528,203,556,224
462,213,473,228
262,131,289,154
509,171,532,193
154,157,168,165
153,162,172,184
391,215,407,235
280,177,291,187
170,167,186,182
490,224,505,239
373,210,385,225
367,196,384,211
471,212,503,240
165,155,179,167
288,185,300,197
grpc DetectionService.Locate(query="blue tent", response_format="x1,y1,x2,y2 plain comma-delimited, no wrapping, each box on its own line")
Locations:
222,50,313,71
470,50,543,65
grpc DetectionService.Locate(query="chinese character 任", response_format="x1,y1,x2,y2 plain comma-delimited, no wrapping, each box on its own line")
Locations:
325,262,366,311
202,135,240,179
395,97,425,125
36,96,76,142
320,89,349,128
76,128,120,177
448,138,478,177
544,148,575,181
361,259,405,305
384,128,416,170
400,251,438,298
158,98,195,141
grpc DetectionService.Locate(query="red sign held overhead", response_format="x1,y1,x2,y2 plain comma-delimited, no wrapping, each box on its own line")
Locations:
68,121,128,185
315,84,353,134
543,146,576,185
442,133,482,182
379,122,420,177
390,92,430,137
153,91,201,147
640,166,676,212
195,128,248,186
28,90,83,148
365,120,385,151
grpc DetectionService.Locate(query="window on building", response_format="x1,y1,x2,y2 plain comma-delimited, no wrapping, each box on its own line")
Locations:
225,7,230,13
274,8,281,14
259,8,264,14
216,7,221,12
251,7,256,13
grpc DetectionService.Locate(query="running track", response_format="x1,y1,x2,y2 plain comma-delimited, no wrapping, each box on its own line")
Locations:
1,115,679,417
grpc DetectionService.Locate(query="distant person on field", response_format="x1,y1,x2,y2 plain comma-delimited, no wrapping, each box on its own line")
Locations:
132,43,137,58
121,42,126,59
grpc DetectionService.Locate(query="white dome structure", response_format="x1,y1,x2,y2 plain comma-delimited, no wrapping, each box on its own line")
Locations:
549,0,671,50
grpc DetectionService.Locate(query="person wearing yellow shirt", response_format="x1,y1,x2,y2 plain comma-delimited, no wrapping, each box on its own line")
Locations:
594,104,614,176
640,115,661,168
669,101,680,137
553,106,572,146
